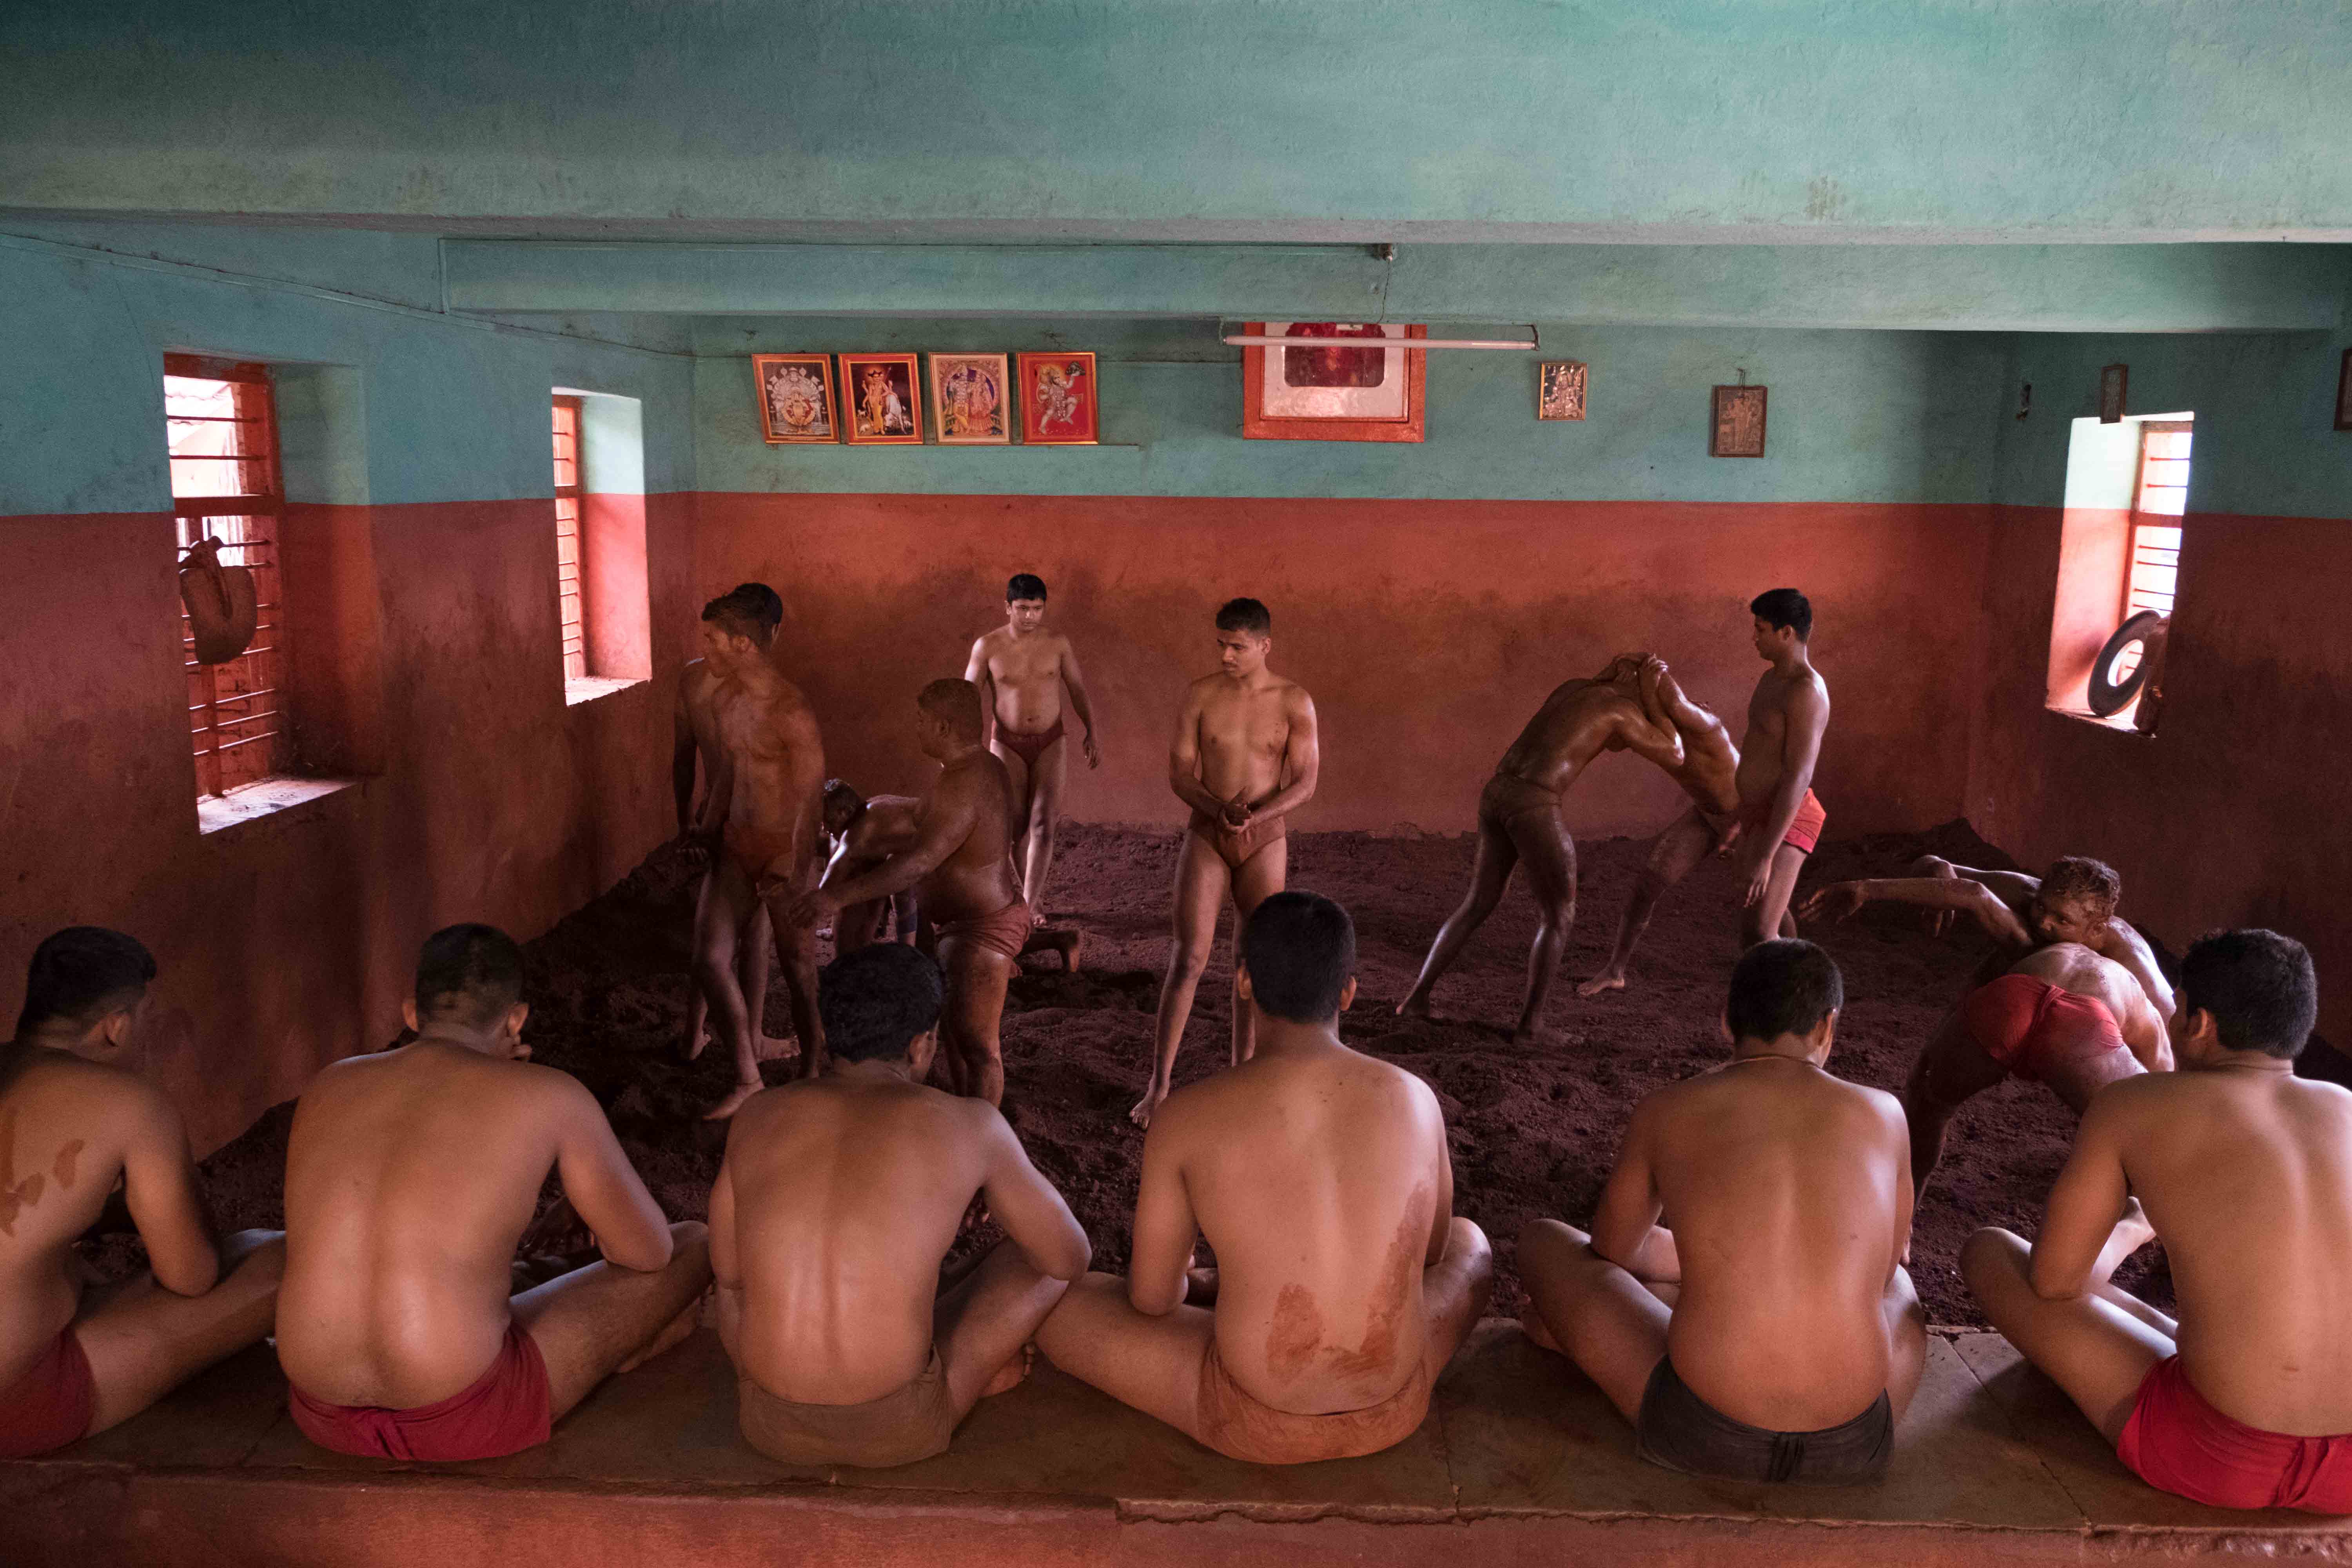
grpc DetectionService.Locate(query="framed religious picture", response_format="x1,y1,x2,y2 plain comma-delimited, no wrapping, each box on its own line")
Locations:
2099,363,2129,424
2334,347,2352,432
750,353,839,444
928,353,1012,445
1240,322,1425,442
1710,384,1768,457
839,353,924,445
1538,360,1588,421
1016,352,1099,445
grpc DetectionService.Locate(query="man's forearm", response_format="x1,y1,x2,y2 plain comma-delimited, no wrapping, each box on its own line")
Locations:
673,757,699,835
1169,773,1226,816
1250,776,1316,820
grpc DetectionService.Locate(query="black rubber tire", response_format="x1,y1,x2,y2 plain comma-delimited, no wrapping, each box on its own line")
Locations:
2088,611,2168,717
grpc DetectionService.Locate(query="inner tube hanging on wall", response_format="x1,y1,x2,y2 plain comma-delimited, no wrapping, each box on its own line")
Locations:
179,536,260,665
2087,610,2169,718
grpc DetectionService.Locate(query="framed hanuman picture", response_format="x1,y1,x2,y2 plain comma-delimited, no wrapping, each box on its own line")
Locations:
929,353,1011,445
1016,352,1099,445
1710,385,1768,457
1240,322,1426,443
839,353,925,445
1539,360,1588,421
751,354,839,444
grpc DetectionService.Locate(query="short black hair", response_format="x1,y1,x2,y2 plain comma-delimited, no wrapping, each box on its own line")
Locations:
702,583,778,644
918,677,986,740
18,927,156,1033
1215,597,1272,637
1726,939,1844,1043
414,924,526,1027
1007,573,1048,603
1240,891,1355,1023
735,582,784,630
2181,929,2317,1060
819,944,944,1062
2042,857,2123,915
1750,588,1812,641
822,778,862,815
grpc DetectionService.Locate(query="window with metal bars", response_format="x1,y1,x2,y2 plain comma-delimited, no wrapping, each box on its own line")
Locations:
2125,420,2189,621
552,396,586,681
165,355,290,799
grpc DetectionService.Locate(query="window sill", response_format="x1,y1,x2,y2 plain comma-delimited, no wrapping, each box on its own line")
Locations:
197,776,361,835
2045,703,2155,737
565,676,644,707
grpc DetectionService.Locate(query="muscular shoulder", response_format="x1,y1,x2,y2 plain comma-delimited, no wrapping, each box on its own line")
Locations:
971,628,1011,661
1277,678,1316,714
4,1049,166,1134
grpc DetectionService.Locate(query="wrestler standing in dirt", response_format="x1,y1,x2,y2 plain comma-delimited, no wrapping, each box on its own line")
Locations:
965,573,1102,926
1731,589,1831,949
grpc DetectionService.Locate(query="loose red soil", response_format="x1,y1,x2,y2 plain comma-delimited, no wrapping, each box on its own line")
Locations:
175,820,2176,1329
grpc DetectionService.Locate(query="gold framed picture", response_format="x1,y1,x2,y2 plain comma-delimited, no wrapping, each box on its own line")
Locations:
1710,385,1768,457
840,353,924,445
751,354,839,444
1539,361,1588,421
928,353,1011,445
1016,352,1100,445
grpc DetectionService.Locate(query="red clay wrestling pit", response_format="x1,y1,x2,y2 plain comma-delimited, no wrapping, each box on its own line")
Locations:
156,820,2176,1330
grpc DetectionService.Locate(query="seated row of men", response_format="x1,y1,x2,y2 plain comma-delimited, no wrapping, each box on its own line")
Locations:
2,911,2347,1515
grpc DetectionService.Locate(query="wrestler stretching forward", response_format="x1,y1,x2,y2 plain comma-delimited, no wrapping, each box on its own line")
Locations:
965,573,1102,924
1398,655,1684,1044
1042,893,1492,1463
1964,930,2352,1514
1731,589,1830,947
673,584,780,1062
698,584,829,1117
820,780,923,953
1802,856,2173,1194
1130,598,1319,1129
794,681,1028,1107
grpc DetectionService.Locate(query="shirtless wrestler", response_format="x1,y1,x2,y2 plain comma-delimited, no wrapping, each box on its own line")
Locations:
1129,598,1320,1129
276,925,711,1461
1731,589,1831,948
712,942,1091,1467
1040,893,1492,1463
1963,930,2352,1513
820,780,924,953
1397,655,1685,1044
1520,940,1925,1485
698,583,829,1117
965,573,1102,924
0,929,284,1460
1579,661,1745,997
674,582,781,1063
1801,856,2175,1194
791,681,1027,1107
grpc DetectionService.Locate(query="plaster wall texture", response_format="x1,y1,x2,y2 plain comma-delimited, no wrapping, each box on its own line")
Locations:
7,2,2352,240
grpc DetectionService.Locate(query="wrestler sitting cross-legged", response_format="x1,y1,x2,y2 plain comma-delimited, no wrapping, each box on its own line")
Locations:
1131,597,1319,1129
1042,893,1493,1464
1520,940,1926,1486
1963,930,2352,1514
793,681,1029,1107
276,924,712,1462
965,572,1103,925
712,942,1091,1468
1398,654,1684,1044
820,779,924,953
0,928,285,1461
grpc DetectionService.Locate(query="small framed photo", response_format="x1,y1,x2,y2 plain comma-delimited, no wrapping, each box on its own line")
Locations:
928,353,1011,445
1016,352,1099,445
1710,385,1768,457
1240,322,1426,443
2334,347,2352,432
1538,360,1588,421
839,353,924,445
2099,363,2129,425
751,354,839,444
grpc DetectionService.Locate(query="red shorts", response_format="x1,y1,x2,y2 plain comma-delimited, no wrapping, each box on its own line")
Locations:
0,1327,97,1459
997,718,1064,769
2118,1355,2352,1513
1962,973,2138,1102
290,1319,553,1461
938,898,1032,961
1782,790,1827,854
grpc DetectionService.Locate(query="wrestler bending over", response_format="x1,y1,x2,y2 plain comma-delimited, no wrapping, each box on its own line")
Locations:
1802,856,2173,1195
1730,589,1831,948
1130,598,1319,1129
1041,893,1492,1463
1579,661,1744,997
1964,930,2352,1513
276,926,710,1461
965,572,1102,924
712,943,1090,1467
697,584,829,1118
1398,655,1684,1044
673,587,781,1062
820,780,923,953
1521,940,1925,1485
0,929,285,1461
793,681,1028,1107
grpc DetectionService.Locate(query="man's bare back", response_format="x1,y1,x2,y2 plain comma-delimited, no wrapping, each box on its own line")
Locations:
1494,661,1685,795
822,786,924,949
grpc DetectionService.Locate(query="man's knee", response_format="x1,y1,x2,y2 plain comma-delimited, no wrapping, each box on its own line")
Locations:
1448,1216,1494,1271
1960,1227,2028,1298
1515,1217,1591,1280
1168,940,1212,982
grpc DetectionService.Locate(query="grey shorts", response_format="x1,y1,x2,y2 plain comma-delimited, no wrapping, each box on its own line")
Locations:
1635,1357,1892,1486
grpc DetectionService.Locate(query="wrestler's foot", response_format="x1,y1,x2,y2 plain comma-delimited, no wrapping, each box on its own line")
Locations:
751,1033,800,1063
1520,1308,1563,1354
1128,1083,1170,1130
702,1079,764,1120
1395,991,1432,1019
1030,907,1049,929
979,1343,1035,1399
683,1024,710,1062
618,1295,704,1376
2093,1198,2159,1285
1042,929,1084,973
1575,970,1627,999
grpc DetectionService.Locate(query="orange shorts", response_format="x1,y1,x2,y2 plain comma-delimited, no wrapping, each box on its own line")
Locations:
1962,973,2138,1103
1782,790,1828,854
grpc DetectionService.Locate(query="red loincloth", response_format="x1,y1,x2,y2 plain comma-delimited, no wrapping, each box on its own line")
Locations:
0,1327,96,1459
2118,1355,2352,1513
289,1319,553,1461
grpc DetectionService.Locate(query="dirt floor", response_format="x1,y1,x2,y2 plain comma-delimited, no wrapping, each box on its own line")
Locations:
169,818,2184,1330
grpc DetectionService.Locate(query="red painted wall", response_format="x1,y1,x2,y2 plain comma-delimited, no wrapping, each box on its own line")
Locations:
697,493,1996,840
0,495,698,1154
1965,505,2352,1047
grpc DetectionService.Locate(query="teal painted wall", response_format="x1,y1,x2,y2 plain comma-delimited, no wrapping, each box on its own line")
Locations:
7,2,2352,241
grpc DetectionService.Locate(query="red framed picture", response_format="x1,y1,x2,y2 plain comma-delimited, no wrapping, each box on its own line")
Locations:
839,353,924,445
1240,322,1426,443
1016,352,1098,445
751,354,839,444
